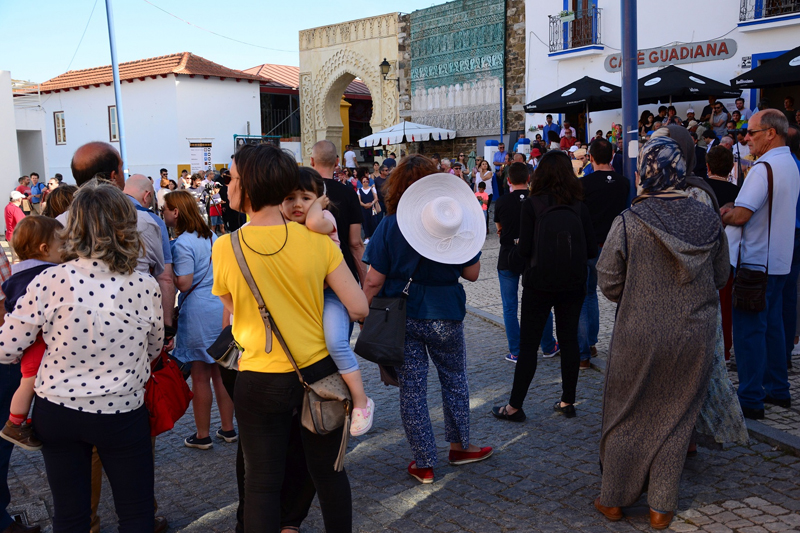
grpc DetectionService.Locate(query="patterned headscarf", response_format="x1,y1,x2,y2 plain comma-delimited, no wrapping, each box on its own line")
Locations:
636,136,687,193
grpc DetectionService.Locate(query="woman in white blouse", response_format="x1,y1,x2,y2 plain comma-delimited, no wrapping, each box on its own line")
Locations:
0,183,163,532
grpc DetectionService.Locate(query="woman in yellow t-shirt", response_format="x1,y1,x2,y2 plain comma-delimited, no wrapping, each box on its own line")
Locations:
212,144,368,532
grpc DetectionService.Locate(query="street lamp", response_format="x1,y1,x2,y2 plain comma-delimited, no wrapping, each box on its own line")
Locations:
379,58,398,84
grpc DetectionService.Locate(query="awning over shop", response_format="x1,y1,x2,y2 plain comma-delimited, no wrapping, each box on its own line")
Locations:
638,65,741,104
523,76,622,113
731,45,800,89
358,121,456,147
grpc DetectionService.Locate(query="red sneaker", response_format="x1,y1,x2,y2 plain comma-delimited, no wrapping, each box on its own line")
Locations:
407,461,434,484
448,446,493,465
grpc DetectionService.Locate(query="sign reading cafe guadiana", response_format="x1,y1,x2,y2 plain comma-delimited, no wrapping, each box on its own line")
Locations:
604,39,737,72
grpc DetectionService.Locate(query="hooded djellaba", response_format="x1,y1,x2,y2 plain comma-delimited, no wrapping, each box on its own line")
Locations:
592,136,731,530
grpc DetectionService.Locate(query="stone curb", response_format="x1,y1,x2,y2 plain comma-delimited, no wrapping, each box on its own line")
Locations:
465,304,800,457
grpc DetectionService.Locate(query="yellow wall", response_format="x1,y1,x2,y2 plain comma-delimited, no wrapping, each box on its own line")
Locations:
340,98,351,156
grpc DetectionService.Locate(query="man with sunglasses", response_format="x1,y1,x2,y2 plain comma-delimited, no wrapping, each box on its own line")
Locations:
721,110,800,420
711,102,730,138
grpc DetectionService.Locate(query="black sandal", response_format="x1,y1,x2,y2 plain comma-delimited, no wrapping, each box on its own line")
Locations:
491,405,526,422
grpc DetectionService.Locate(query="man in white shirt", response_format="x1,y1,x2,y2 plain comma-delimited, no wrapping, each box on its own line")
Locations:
65,141,170,533
343,145,357,169
721,109,800,420
560,121,576,138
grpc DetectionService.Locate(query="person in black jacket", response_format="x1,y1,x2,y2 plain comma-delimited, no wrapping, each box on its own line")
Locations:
492,151,597,422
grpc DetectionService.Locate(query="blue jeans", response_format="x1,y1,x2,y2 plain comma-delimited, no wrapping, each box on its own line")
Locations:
733,274,790,410
782,228,800,361
498,270,556,355
0,364,21,531
578,256,600,361
323,288,359,374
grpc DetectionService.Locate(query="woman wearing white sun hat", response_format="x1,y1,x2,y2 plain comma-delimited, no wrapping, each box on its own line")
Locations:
362,155,493,485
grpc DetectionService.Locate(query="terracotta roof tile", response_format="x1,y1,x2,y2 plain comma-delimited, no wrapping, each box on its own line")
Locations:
40,52,265,92
243,63,371,97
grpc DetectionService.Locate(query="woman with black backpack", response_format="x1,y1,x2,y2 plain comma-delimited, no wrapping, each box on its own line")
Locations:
492,150,597,422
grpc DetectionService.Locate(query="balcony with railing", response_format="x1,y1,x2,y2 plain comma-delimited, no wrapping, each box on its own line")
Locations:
548,7,602,57
739,0,800,29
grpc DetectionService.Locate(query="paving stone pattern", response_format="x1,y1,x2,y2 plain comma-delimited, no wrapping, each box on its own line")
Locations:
4,233,800,532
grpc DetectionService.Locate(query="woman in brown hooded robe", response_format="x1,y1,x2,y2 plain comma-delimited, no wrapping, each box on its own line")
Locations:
594,136,730,529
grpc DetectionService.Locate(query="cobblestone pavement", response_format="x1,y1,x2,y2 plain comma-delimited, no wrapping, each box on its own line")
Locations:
5,235,800,532
465,230,800,440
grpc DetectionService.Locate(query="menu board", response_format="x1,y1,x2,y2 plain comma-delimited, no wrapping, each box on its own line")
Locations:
189,142,213,173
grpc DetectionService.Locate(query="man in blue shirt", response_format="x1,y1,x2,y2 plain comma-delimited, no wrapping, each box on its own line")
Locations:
721,110,800,420
782,125,800,371
29,172,45,214
542,115,560,144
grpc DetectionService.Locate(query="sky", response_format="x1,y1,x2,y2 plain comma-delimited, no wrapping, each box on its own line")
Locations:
0,0,450,83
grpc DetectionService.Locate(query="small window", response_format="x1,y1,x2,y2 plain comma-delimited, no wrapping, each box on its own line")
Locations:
54,111,66,145
108,105,119,142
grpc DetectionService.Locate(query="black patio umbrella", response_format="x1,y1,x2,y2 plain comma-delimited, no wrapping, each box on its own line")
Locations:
731,45,800,89
524,76,621,143
638,65,741,105
523,76,621,114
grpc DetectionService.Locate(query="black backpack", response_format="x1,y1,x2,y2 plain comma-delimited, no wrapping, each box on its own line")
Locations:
523,195,587,292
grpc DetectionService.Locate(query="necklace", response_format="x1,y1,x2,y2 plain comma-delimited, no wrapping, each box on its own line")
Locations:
238,213,288,257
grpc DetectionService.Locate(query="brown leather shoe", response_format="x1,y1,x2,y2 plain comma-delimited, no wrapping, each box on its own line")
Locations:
650,509,674,530
2,521,41,533
154,516,168,533
594,498,623,521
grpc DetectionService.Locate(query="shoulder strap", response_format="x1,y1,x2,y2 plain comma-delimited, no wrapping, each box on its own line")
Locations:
736,161,773,271
177,239,213,303
230,230,306,386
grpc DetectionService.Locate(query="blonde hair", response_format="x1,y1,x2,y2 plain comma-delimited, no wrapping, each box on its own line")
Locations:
60,180,143,274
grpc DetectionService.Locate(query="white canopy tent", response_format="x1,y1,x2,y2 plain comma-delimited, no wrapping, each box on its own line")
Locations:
358,121,456,147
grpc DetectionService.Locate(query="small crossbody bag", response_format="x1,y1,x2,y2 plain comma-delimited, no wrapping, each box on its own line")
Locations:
230,230,352,472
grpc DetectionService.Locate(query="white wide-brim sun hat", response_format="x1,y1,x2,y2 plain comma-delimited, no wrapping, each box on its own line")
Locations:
396,173,486,265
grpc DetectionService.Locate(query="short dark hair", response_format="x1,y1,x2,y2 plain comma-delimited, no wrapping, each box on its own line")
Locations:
477,182,486,190
160,168,168,174
546,114,553,119
295,167,325,198
736,97,745,104
233,144,299,211
30,172,39,179
508,162,529,185
658,106,667,113
71,146,120,187
707,146,734,177
589,138,613,165
689,131,698,141
702,130,717,139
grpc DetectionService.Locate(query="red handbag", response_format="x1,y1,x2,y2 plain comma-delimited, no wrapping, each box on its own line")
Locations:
144,349,193,437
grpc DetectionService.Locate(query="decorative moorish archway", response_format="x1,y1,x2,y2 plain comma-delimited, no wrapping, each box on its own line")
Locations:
299,14,400,161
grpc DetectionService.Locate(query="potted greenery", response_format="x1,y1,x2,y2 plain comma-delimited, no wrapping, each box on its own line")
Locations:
559,10,575,22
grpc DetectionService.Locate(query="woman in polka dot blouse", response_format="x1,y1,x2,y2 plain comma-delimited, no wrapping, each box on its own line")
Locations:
0,183,164,532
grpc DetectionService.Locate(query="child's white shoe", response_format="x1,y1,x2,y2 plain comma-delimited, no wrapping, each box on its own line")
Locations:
350,397,374,436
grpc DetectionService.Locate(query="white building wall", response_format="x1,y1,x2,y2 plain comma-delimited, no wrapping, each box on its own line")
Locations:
524,1,800,136
15,106,50,181
0,71,21,198
42,76,260,182
174,77,261,169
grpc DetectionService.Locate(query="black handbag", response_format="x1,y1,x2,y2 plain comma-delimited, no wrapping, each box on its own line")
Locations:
732,162,772,313
206,325,239,370
354,258,421,368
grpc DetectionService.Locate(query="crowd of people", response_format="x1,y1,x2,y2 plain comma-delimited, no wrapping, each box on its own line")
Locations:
0,100,798,532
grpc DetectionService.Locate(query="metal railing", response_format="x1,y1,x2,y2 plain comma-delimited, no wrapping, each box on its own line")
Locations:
740,0,800,21
260,108,300,138
548,7,602,53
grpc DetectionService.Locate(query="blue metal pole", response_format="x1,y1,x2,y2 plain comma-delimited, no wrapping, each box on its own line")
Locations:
621,0,638,204
105,0,129,179
500,86,504,142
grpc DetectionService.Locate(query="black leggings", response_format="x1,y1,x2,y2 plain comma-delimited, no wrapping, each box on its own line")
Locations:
234,357,352,532
510,287,585,408
34,397,154,533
